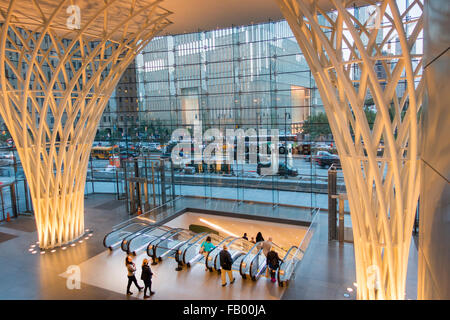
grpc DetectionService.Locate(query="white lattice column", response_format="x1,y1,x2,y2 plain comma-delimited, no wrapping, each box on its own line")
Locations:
276,0,424,299
0,0,172,248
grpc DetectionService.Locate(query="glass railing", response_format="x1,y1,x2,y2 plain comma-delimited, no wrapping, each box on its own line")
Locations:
127,225,173,255
103,221,150,249
277,208,320,286
175,232,207,265
248,241,288,281
121,224,160,252
183,233,224,266
211,237,254,271
239,241,264,279
147,228,186,259
205,236,235,270
152,229,198,261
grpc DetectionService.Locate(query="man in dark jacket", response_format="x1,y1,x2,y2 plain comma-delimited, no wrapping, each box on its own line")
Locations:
219,245,235,287
141,258,155,298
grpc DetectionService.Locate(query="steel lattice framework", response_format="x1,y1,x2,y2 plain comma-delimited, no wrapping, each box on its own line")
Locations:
275,0,424,299
0,0,171,249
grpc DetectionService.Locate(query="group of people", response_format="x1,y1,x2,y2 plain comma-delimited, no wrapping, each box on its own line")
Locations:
125,255,155,298
244,232,284,283
125,231,284,296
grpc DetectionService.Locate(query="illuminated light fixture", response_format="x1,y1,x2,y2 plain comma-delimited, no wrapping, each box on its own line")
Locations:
40,251,45,255
198,218,239,238
353,282,358,287
0,0,172,250
347,288,353,293
50,249,56,253
30,245,36,248
31,251,37,254
28,248,33,252
70,244,76,247
84,237,89,240
62,247,67,250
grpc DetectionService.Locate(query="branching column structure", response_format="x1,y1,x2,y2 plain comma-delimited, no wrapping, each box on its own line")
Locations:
276,0,423,299
0,0,172,249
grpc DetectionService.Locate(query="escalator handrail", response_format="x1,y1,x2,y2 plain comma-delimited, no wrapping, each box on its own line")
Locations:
103,221,150,248
212,237,250,271
248,247,265,279
175,232,207,263
239,241,264,276
282,245,299,261
181,232,213,264
146,228,183,256
205,236,236,270
152,228,191,258
277,207,320,284
122,224,164,252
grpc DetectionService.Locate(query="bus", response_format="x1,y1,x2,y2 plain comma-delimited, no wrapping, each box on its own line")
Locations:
90,145,119,160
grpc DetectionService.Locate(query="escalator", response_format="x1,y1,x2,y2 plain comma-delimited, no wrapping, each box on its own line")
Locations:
103,221,151,250
124,225,174,255
277,245,303,287
182,233,226,268
148,229,199,263
207,237,252,273
104,222,303,286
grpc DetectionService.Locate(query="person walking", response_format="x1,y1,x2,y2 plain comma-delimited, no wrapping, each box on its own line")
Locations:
242,233,248,241
200,236,215,271
125,255,143,295
141,258,155,298
262,237,273,257
266,249,283,283
219,245,235,287
250,237,256,244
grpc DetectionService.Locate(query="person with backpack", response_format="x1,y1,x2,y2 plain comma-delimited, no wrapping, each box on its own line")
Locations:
141,258,155,298
266,249,283,283
125,255,143,295
219,245,235,287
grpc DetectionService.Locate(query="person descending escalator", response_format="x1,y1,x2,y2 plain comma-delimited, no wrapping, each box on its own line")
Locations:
242,233,248,241
266,249,283,283
200,236,215,271
219,245,235,287
255,232,264,243
125,255,143,295
262,237,273,257
141,258,155,298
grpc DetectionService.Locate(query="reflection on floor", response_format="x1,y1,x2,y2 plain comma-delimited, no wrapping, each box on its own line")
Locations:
59,248,285,300
166,212,308,250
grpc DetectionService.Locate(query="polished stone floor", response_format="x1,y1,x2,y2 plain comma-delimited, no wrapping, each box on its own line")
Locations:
0,193,419,300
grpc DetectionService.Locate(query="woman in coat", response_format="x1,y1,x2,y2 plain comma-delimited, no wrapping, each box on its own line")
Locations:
141,258,155,298
125,255,143,295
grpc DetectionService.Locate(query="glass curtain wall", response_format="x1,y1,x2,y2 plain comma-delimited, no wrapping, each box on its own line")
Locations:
0,2,423,215
130,21,320,209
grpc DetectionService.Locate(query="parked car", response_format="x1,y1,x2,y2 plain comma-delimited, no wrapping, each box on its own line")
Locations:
119,150,138,161
257,162,298,177
312,151,340,168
